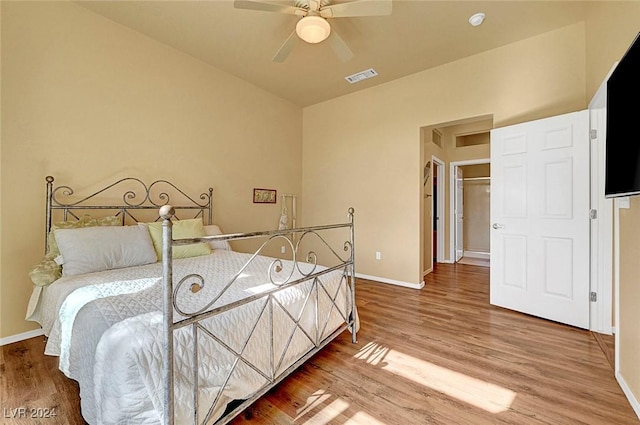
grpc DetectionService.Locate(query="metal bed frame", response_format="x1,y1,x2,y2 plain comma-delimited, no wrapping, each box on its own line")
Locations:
44,176,357,425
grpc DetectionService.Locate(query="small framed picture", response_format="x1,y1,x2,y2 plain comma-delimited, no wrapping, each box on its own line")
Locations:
253,188,277,204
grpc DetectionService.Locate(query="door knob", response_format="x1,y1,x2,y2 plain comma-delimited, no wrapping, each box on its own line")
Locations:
492,223,505,229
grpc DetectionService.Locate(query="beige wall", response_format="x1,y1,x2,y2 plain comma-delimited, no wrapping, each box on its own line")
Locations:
463,179,491,253
0,0,3,340
585,0,640,410
0,1,302,339
619,197,640,404
585,2,640,101
462,163,490,179
303,23,587,285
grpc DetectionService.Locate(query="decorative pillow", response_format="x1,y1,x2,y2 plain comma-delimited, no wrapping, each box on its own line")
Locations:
146,218,212,261
28,256,63,287
48,215,121,258
203,224,232,251
54,225,157,276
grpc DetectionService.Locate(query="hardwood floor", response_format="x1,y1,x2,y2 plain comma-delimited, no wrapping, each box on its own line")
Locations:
1,263,636,424
0,336,85,425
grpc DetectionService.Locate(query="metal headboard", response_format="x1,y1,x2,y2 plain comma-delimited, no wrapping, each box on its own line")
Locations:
44,176,213,254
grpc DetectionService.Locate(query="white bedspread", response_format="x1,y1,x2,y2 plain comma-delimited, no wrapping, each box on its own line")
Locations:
28,250,353,424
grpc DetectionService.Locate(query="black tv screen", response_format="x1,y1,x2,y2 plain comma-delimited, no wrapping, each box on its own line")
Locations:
605,32,640,198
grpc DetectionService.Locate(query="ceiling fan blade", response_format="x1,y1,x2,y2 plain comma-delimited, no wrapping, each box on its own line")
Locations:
327,29,354,62
308,0,321,12
234,0,306,16
320,0,392,18
272,30,299,63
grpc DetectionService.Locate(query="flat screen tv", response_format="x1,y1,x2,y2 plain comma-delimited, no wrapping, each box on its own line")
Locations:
605,32,640,198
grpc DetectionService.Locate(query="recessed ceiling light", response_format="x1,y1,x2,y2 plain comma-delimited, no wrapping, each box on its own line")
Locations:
469,12,485,27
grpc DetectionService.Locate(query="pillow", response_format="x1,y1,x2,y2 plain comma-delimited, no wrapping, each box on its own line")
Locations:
30,215,122,286
28,256,63,287
203,224,232,251
48,215,121,258
146,218,212,260
54,224,157,276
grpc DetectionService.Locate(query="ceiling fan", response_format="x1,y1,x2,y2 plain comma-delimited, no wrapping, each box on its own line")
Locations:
233,0,392,63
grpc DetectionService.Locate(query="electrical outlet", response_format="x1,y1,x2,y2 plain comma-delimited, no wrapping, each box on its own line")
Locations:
281,246,286,254
375,251,381,260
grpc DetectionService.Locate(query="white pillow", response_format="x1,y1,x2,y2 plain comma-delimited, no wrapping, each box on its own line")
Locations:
54,224,158,276
203,224,232,251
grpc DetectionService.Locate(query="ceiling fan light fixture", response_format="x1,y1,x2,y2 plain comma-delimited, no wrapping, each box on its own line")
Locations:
296,16,331,43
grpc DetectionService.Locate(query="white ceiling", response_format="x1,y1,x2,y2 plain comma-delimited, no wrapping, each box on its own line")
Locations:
75,0,589,107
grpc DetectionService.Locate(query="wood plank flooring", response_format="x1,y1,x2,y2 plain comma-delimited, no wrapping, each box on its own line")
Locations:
1,263,637,424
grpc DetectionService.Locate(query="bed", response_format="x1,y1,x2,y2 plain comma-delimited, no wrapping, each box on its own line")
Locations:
26,176,358,425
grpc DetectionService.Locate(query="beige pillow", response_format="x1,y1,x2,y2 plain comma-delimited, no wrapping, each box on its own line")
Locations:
145,218,212,260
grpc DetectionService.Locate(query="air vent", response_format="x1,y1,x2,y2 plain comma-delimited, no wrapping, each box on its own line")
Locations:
345,68,378,84
432,129,443,148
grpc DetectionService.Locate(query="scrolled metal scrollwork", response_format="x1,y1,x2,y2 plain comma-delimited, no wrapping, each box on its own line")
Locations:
148,180,210,208
171,234,300,317
122,187,146,207
266,235,297,286
49,177,212,210
51,177,149,207
173,273,206,317
293,230,351,277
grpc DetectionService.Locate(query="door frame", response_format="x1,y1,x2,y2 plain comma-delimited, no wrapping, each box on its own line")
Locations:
589,69,614,335
454,166,464,262
432,156,445,264
449,158,490,263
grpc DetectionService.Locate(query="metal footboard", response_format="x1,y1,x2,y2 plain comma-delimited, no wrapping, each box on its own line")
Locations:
160,205,357,425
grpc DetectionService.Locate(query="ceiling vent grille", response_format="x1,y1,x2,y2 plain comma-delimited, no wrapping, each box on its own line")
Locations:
345,68,378,84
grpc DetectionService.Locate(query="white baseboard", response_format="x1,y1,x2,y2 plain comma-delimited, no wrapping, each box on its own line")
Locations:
356,273,424,290
423,267,433,276
463,250,490,260
0,328,44,346
617,371,640,420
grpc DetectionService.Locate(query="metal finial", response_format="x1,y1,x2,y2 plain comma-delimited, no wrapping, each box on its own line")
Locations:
159,205,175,220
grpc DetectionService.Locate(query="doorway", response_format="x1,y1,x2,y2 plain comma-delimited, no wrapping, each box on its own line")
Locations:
450,158,491,265
421,117,493,277
423,156,445,276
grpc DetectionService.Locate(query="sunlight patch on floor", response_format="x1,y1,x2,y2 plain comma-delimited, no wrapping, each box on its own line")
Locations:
344,411,388,424
296,390,348,424
354,342,516,414
295,389,388,425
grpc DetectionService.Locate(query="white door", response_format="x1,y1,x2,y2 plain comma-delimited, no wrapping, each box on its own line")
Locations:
490,110,590,329
455,167,464,262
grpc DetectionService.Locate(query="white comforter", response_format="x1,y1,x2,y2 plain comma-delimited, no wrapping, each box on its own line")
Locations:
28,250,353,424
